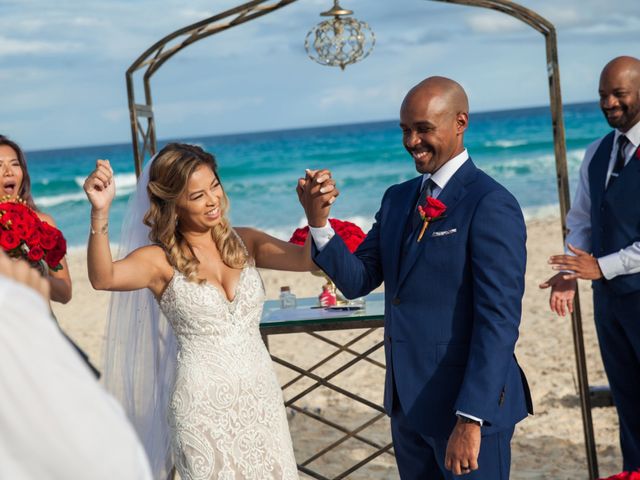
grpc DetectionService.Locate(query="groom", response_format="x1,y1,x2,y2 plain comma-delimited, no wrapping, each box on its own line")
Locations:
299,76,532,478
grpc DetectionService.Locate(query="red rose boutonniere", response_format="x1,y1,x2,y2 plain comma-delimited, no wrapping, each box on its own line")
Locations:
416,196,447,242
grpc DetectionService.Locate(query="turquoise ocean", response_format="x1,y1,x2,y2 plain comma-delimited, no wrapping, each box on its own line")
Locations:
24,102,609,247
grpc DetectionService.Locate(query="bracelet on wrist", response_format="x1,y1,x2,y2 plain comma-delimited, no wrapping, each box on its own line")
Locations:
90,222,109,235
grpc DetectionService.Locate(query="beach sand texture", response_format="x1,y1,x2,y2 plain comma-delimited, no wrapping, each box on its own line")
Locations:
52,217,623,479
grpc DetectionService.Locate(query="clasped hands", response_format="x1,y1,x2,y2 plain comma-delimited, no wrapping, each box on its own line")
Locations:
296,169,339,227
539,244,603,316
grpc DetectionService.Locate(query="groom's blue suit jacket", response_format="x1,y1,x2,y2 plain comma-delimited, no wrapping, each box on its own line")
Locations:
313,158,533,438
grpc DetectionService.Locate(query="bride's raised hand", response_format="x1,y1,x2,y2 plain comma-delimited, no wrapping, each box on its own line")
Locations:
83,159,115,212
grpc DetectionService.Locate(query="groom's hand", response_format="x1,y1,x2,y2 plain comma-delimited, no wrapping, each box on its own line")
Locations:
445,418,481,475
297,169,339,227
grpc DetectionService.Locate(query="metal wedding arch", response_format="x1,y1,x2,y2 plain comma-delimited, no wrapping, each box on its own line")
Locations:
125,1,600,478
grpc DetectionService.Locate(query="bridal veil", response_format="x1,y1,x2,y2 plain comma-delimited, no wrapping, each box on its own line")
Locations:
102,155,177,479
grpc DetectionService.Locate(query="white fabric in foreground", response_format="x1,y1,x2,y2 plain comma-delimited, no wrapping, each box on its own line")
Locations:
0,275,152,480
101,155,177,479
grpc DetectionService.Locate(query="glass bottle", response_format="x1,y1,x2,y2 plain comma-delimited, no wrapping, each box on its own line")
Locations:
279,286,297,309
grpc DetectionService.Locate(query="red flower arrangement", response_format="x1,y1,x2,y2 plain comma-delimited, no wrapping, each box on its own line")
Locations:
417,196,447,242
0,198,67,272
599,471,640,480
289,218,366,253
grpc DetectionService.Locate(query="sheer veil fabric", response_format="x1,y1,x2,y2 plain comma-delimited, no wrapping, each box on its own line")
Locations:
101,155,177,479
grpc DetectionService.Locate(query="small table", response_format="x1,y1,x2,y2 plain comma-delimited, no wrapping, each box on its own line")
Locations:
260,292,395,479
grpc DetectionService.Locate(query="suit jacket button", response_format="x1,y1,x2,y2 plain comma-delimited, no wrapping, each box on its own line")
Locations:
392,298,401,305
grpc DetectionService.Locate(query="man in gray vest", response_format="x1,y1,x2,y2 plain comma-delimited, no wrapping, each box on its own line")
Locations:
541,55,640,471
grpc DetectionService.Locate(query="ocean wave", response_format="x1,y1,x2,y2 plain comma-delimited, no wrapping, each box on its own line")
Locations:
522,203,560,221
37,181,137,207
37,192,89,208
483,139,529,148
74,173,138,190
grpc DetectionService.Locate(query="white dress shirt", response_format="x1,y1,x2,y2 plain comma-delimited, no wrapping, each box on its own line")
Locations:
309,149,484,424
0,275,152,480
565,121,640,279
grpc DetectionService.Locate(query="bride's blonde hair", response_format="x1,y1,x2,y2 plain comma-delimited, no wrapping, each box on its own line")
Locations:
143,143,247,281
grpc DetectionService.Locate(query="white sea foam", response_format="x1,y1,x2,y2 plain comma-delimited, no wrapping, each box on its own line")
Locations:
38,173,138,207
37,192,88,207
484,139,529,148
73,173,137,190
522,203,560,221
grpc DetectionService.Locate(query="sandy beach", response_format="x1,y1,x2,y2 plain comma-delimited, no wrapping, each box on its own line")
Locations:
52,217,623,479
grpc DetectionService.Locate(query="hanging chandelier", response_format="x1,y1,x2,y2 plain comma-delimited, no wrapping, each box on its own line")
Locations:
304,0,375,71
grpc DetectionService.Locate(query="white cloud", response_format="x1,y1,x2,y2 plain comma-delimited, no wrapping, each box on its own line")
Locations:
466,13,525,34
0,36,82,56
154,96,265,122
102,108,128,123
178,8,215,21
318,84,404,110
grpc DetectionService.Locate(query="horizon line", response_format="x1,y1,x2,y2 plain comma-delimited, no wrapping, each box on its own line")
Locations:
27,100,598,155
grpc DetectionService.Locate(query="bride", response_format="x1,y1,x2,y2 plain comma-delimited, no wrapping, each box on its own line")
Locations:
83,143,337,480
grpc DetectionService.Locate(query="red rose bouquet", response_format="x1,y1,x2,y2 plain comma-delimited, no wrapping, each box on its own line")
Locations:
0,198,67,272
289,218,366,253
599,471,640,480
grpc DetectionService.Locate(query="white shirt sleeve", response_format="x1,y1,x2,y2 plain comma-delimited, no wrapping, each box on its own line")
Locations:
566,136,640,280
565,140,599,253
455,410,484,426
598,244,640,279
0,275,152,480
309,223,336,251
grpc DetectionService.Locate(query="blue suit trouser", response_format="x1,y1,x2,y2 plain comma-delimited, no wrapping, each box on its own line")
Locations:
594,287,640,471
390,393,513,479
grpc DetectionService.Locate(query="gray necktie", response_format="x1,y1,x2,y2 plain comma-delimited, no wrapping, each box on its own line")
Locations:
412,179,435,231
607,134,629,190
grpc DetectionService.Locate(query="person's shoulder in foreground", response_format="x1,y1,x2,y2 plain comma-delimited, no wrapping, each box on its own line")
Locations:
0,253,152,480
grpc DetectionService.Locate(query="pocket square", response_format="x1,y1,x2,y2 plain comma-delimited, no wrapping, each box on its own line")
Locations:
431,228,457,237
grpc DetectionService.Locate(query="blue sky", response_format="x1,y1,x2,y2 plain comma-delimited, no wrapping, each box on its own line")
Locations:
1,0,639,150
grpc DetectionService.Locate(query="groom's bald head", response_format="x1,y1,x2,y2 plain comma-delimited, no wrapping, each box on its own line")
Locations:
400,76,469,174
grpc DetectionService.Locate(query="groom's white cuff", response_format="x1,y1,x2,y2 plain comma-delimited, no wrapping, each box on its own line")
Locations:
456,410,484,426
309,224,335,251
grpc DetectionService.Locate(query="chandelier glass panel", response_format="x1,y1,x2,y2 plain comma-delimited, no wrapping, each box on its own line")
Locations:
305,0,375,70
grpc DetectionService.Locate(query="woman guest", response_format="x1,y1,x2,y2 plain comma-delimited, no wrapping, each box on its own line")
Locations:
0,135,99,377
0,135,71,303
83,143,337,480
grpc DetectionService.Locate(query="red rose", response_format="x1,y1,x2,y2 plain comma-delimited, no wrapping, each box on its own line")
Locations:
598,472,640,480
289,226,309,246
45,234,67,269
27,245,44,262
422,197,447,219
26,230,41,248
328,218,365,253
38,222,58,250
0,203,38,240
0,230,20,250
289,218,365,253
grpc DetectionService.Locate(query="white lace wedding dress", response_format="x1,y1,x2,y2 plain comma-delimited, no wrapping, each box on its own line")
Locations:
159,265,299,480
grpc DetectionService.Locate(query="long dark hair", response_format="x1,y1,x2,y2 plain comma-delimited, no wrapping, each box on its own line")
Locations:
0,135,36,209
